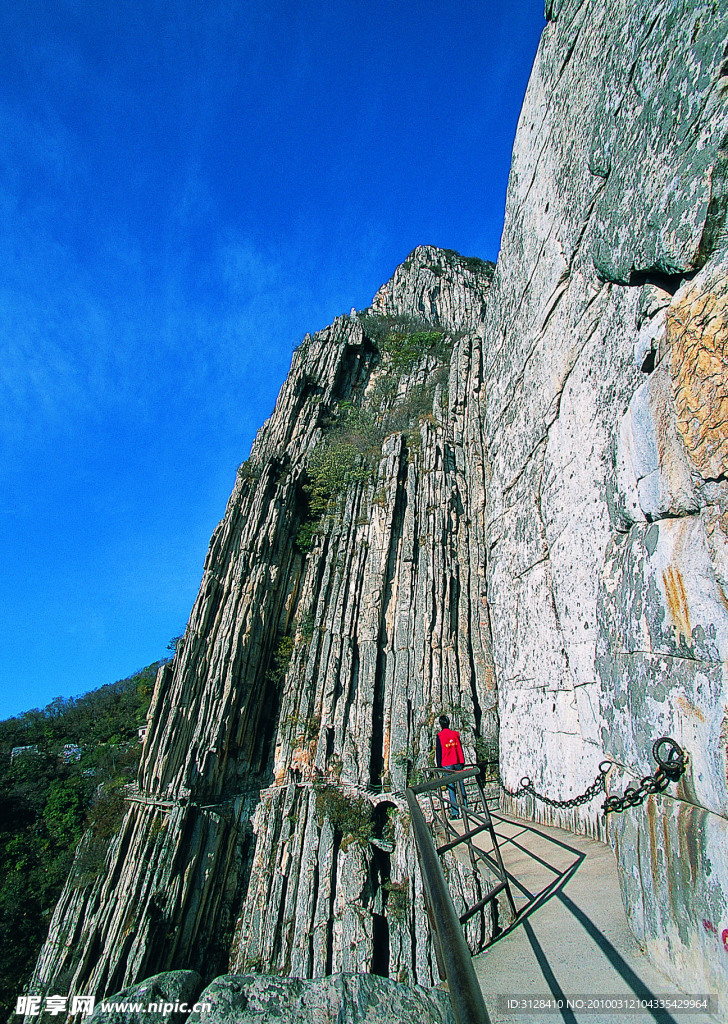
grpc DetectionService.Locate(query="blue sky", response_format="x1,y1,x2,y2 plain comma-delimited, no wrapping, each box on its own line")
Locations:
0,0,545,721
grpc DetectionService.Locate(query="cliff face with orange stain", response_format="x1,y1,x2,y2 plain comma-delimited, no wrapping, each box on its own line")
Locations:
478,0,728,1004
597,252,728,1006
668,275,728,482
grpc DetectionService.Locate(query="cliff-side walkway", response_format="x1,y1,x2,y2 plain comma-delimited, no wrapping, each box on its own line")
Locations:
470,812,719,1024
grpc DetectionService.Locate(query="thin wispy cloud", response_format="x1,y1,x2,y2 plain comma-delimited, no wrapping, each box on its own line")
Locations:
0,0,545,719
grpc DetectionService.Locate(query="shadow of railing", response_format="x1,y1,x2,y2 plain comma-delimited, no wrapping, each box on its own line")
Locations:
481,810,683,1024
405,768,590,1024
485,810,585,933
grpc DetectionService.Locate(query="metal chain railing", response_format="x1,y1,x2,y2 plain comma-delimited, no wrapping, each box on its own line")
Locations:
402,738,687,1023
499,761,611,810
497,736,687,817
602,737,687,815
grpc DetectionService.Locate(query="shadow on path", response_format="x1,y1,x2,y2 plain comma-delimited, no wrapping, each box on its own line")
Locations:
470,811,714,1024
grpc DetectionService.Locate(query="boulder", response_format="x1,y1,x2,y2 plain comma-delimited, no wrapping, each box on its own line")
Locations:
188,973,454,1024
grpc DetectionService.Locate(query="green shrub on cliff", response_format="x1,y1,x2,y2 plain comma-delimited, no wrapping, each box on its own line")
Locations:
306,439,369,515
295,326,452,556
381,329,447,371
384,877,410,921
314,783,374,851
0,664,159,1020
303,402,384,522
360,312,451,372
266,635,295,684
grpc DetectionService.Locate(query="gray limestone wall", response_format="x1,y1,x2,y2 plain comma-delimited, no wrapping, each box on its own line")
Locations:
485,0,728,1003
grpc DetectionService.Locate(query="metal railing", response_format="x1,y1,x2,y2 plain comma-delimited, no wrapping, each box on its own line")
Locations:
406,766,517,1024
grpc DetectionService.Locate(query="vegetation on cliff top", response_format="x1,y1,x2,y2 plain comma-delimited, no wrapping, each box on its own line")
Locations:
296,313,454,553
360,312,451,372
0,664,159,1020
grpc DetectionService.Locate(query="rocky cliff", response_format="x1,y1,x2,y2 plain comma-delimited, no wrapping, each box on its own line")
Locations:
485,0,728,1002
28,246,501,1000
28,0,728,1012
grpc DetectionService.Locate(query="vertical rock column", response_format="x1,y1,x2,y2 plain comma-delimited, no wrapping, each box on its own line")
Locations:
28,311,379,999
230,248,503,985
29,247,502,1000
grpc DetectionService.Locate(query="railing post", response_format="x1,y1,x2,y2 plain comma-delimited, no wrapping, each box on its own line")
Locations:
405,787,491,1024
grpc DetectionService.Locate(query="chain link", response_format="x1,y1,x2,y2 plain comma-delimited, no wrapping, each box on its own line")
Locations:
601,737,687,816
499,761,611,809
498,737,687,817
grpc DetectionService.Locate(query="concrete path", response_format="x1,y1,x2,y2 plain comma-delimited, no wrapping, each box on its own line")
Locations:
467,811,720,1024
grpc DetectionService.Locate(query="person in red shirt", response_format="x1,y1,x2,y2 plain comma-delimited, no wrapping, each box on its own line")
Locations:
436,715,467,818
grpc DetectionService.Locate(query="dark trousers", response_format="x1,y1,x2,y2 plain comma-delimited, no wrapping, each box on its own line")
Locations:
443,765,467,816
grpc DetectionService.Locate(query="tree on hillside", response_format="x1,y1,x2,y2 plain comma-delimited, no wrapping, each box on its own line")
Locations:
0,662,162,1021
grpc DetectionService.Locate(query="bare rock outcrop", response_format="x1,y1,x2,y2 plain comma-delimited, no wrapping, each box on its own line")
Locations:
189,973,454,1024
86,972,202,1024
85,971,454,1024
28,247,502,1003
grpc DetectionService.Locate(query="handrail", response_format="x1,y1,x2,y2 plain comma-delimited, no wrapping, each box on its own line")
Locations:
411,765,482,793
406,771,491,1024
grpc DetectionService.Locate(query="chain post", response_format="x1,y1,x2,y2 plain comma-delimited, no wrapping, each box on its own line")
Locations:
602,737,687,815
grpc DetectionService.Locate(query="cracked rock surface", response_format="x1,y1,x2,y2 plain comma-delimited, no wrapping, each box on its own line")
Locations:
28,247,502,1002
188,973,454,1024
486,0,728,1004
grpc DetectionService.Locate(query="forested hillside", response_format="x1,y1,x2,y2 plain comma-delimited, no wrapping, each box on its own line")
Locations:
0,664,161,1020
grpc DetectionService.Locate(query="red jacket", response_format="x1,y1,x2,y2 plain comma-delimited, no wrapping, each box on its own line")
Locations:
437,728,464,768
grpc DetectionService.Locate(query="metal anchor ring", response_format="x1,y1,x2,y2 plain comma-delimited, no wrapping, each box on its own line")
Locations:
652,736,684,776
